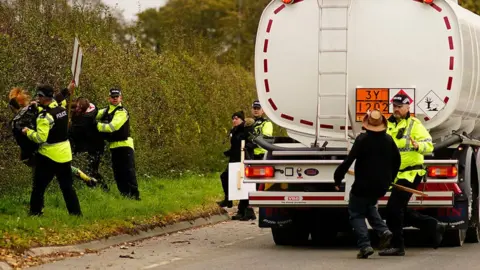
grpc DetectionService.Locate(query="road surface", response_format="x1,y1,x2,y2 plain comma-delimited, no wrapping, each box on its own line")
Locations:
31,212,480,270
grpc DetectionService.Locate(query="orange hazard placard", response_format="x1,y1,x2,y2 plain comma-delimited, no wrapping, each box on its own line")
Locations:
356,88,391,122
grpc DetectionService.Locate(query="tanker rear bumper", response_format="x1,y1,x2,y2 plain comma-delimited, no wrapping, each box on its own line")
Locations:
249,191,455,208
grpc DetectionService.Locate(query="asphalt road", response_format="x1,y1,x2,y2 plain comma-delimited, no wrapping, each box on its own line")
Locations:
31,210,480,270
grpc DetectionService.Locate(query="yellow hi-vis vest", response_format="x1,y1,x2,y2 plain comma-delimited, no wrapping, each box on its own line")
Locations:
26,100,72,163
386,115,434,183
253,117,273,156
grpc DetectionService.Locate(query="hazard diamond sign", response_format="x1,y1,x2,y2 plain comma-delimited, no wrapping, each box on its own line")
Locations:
388,88,415,114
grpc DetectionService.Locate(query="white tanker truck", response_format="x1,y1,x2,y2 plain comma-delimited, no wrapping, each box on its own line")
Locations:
243,0,480,247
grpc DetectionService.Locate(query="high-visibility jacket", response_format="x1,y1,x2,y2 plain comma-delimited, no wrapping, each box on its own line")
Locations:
26,100,72,163
96,103,134,150
253,117,273,156
386,113,434,183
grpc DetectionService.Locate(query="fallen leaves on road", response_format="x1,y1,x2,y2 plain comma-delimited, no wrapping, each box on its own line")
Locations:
170,240,191,244
0,248,84,269
119,255,134,259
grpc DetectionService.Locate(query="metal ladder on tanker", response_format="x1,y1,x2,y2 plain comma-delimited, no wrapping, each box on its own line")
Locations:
316,0,357,151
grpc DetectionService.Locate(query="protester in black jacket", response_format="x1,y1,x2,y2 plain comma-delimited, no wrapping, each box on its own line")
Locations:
218,111,254,208
334,110,401,259
69,97,107,190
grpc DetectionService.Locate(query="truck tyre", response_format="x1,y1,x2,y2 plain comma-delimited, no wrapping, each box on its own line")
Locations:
466,194,480,243
271,226,309,246
466,153,480,243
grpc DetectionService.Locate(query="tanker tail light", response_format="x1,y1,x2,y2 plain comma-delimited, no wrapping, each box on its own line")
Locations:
245,166,275,178
427,166,458,178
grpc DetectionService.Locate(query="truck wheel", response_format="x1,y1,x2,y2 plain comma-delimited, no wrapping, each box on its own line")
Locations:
466,195,480,243
466,152,480,243
271,226,309,246
443,229,467,247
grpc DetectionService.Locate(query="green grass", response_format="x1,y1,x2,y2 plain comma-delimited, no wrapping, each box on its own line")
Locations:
0,173,223,251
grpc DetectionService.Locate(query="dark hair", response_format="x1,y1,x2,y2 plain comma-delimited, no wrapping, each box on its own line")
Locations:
232,111,245,121
75,97,90,113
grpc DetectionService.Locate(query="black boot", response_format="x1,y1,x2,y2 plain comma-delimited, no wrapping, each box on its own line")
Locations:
378,230,393,250
232,209,245,220
357,246,374,259
239,207,256,221
93,173,109,192
378,247,405,256
217,199,233,208
433,223,446,249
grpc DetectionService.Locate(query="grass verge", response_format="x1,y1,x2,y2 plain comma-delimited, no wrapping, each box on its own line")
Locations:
0,173,223,252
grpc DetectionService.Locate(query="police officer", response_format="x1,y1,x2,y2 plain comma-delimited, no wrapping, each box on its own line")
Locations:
379,93,445,256
22,85,82,216
96,88,140,200
251,100,273,159
232,100,274,221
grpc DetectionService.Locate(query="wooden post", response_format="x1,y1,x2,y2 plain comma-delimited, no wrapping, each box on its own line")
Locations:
238,140,246,190
347,170,428,197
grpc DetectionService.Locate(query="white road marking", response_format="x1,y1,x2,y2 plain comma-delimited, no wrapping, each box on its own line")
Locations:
143,258,183,269
143,264,159,269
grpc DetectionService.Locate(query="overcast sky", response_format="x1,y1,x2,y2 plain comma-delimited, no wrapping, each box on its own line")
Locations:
102,0,168,21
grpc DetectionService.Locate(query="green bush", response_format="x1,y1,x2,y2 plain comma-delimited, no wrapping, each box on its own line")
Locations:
0,0,258,193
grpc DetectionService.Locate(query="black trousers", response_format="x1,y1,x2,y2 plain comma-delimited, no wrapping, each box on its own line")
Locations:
238,154,264,212
111,147,140,199
86,149,104,181
220,168,229,201
386,174,438,249
30,154,82,216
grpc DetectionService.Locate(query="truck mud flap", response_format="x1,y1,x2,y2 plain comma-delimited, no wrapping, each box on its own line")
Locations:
250,191,455,208
258,207,295,228
410,200,469,230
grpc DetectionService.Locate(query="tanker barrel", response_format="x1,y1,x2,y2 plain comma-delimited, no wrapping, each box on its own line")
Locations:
433,134,462,152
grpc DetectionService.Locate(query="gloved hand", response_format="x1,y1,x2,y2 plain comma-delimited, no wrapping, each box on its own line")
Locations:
247,132,256,142
223,150,231,157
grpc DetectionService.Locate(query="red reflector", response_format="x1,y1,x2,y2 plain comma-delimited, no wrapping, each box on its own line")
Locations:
452,183,462,195
417,183,462,195
245,166,274,178
427,166,457,178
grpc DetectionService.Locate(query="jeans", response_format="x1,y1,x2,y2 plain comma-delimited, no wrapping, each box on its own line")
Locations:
348,192,389,249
